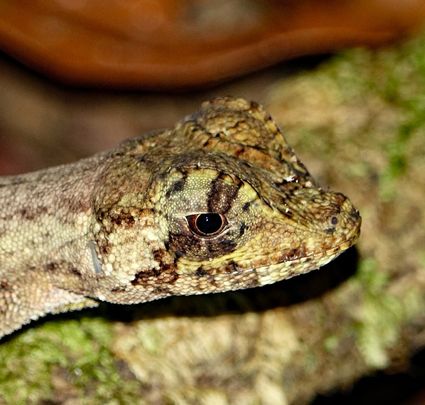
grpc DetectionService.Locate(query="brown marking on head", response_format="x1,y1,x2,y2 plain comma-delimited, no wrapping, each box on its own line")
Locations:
152,249,169,265
168,232,238,261
242,201,251,212
99,243,111,255
70,266,82,277
166,179,185,197
111,286,127,293
239,222,247,237
137,208,156,218
18,206,48,221
226,260,239,273
216,239,237,253
195,266,208,277
65,197,91,215
110,211,136,227
223,261,260,288
45,262,59,272
153,285,172,295
131,267,161,286
278,245,308,263
244,271,260,288
207,172,242,214
233,146,246,157
165,171,188,198
131,249,179,286
131,264,179,286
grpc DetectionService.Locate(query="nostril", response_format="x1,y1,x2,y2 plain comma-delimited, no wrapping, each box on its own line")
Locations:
324,215,339,234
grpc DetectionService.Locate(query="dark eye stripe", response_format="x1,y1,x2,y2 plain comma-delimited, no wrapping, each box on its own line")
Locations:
207,172,243,214
165,170,188,198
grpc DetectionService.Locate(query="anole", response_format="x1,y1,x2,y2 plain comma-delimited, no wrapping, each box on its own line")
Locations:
0,97,361,339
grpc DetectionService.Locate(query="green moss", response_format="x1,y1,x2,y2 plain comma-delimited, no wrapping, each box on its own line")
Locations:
357,38,425,199
0,315,141,403
324,335,339,353
353,259,423,368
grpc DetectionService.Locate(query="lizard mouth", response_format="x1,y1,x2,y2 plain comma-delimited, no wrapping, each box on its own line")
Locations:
236,241,359,290
229,210,361,284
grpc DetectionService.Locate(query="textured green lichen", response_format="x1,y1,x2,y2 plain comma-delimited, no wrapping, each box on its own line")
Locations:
0,315,141,403
353,258,422,368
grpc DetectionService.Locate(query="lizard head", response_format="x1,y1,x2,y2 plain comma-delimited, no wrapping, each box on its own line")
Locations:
93,97,361,302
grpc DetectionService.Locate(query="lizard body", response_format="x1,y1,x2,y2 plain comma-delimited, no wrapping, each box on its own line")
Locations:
0,97,361,338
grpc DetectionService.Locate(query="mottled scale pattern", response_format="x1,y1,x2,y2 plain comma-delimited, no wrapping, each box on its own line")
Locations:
0,97,361,338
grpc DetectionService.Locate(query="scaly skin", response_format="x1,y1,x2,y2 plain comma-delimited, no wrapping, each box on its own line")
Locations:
0,97,361,339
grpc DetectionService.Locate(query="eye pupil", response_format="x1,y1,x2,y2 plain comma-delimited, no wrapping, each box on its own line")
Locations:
196,214,223,235
186,213,226,236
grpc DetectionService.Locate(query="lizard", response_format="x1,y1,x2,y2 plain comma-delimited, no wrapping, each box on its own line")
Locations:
0,97,361,339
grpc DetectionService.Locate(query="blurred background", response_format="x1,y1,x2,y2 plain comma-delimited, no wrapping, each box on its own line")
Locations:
1,1,425,404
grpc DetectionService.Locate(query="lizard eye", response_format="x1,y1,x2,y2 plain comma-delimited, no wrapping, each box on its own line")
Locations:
186,213,227,237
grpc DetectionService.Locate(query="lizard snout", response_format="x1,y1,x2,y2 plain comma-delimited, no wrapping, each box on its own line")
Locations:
322,192,361,247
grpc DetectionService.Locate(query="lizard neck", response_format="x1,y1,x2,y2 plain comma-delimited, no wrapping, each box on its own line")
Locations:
0,154,106,284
